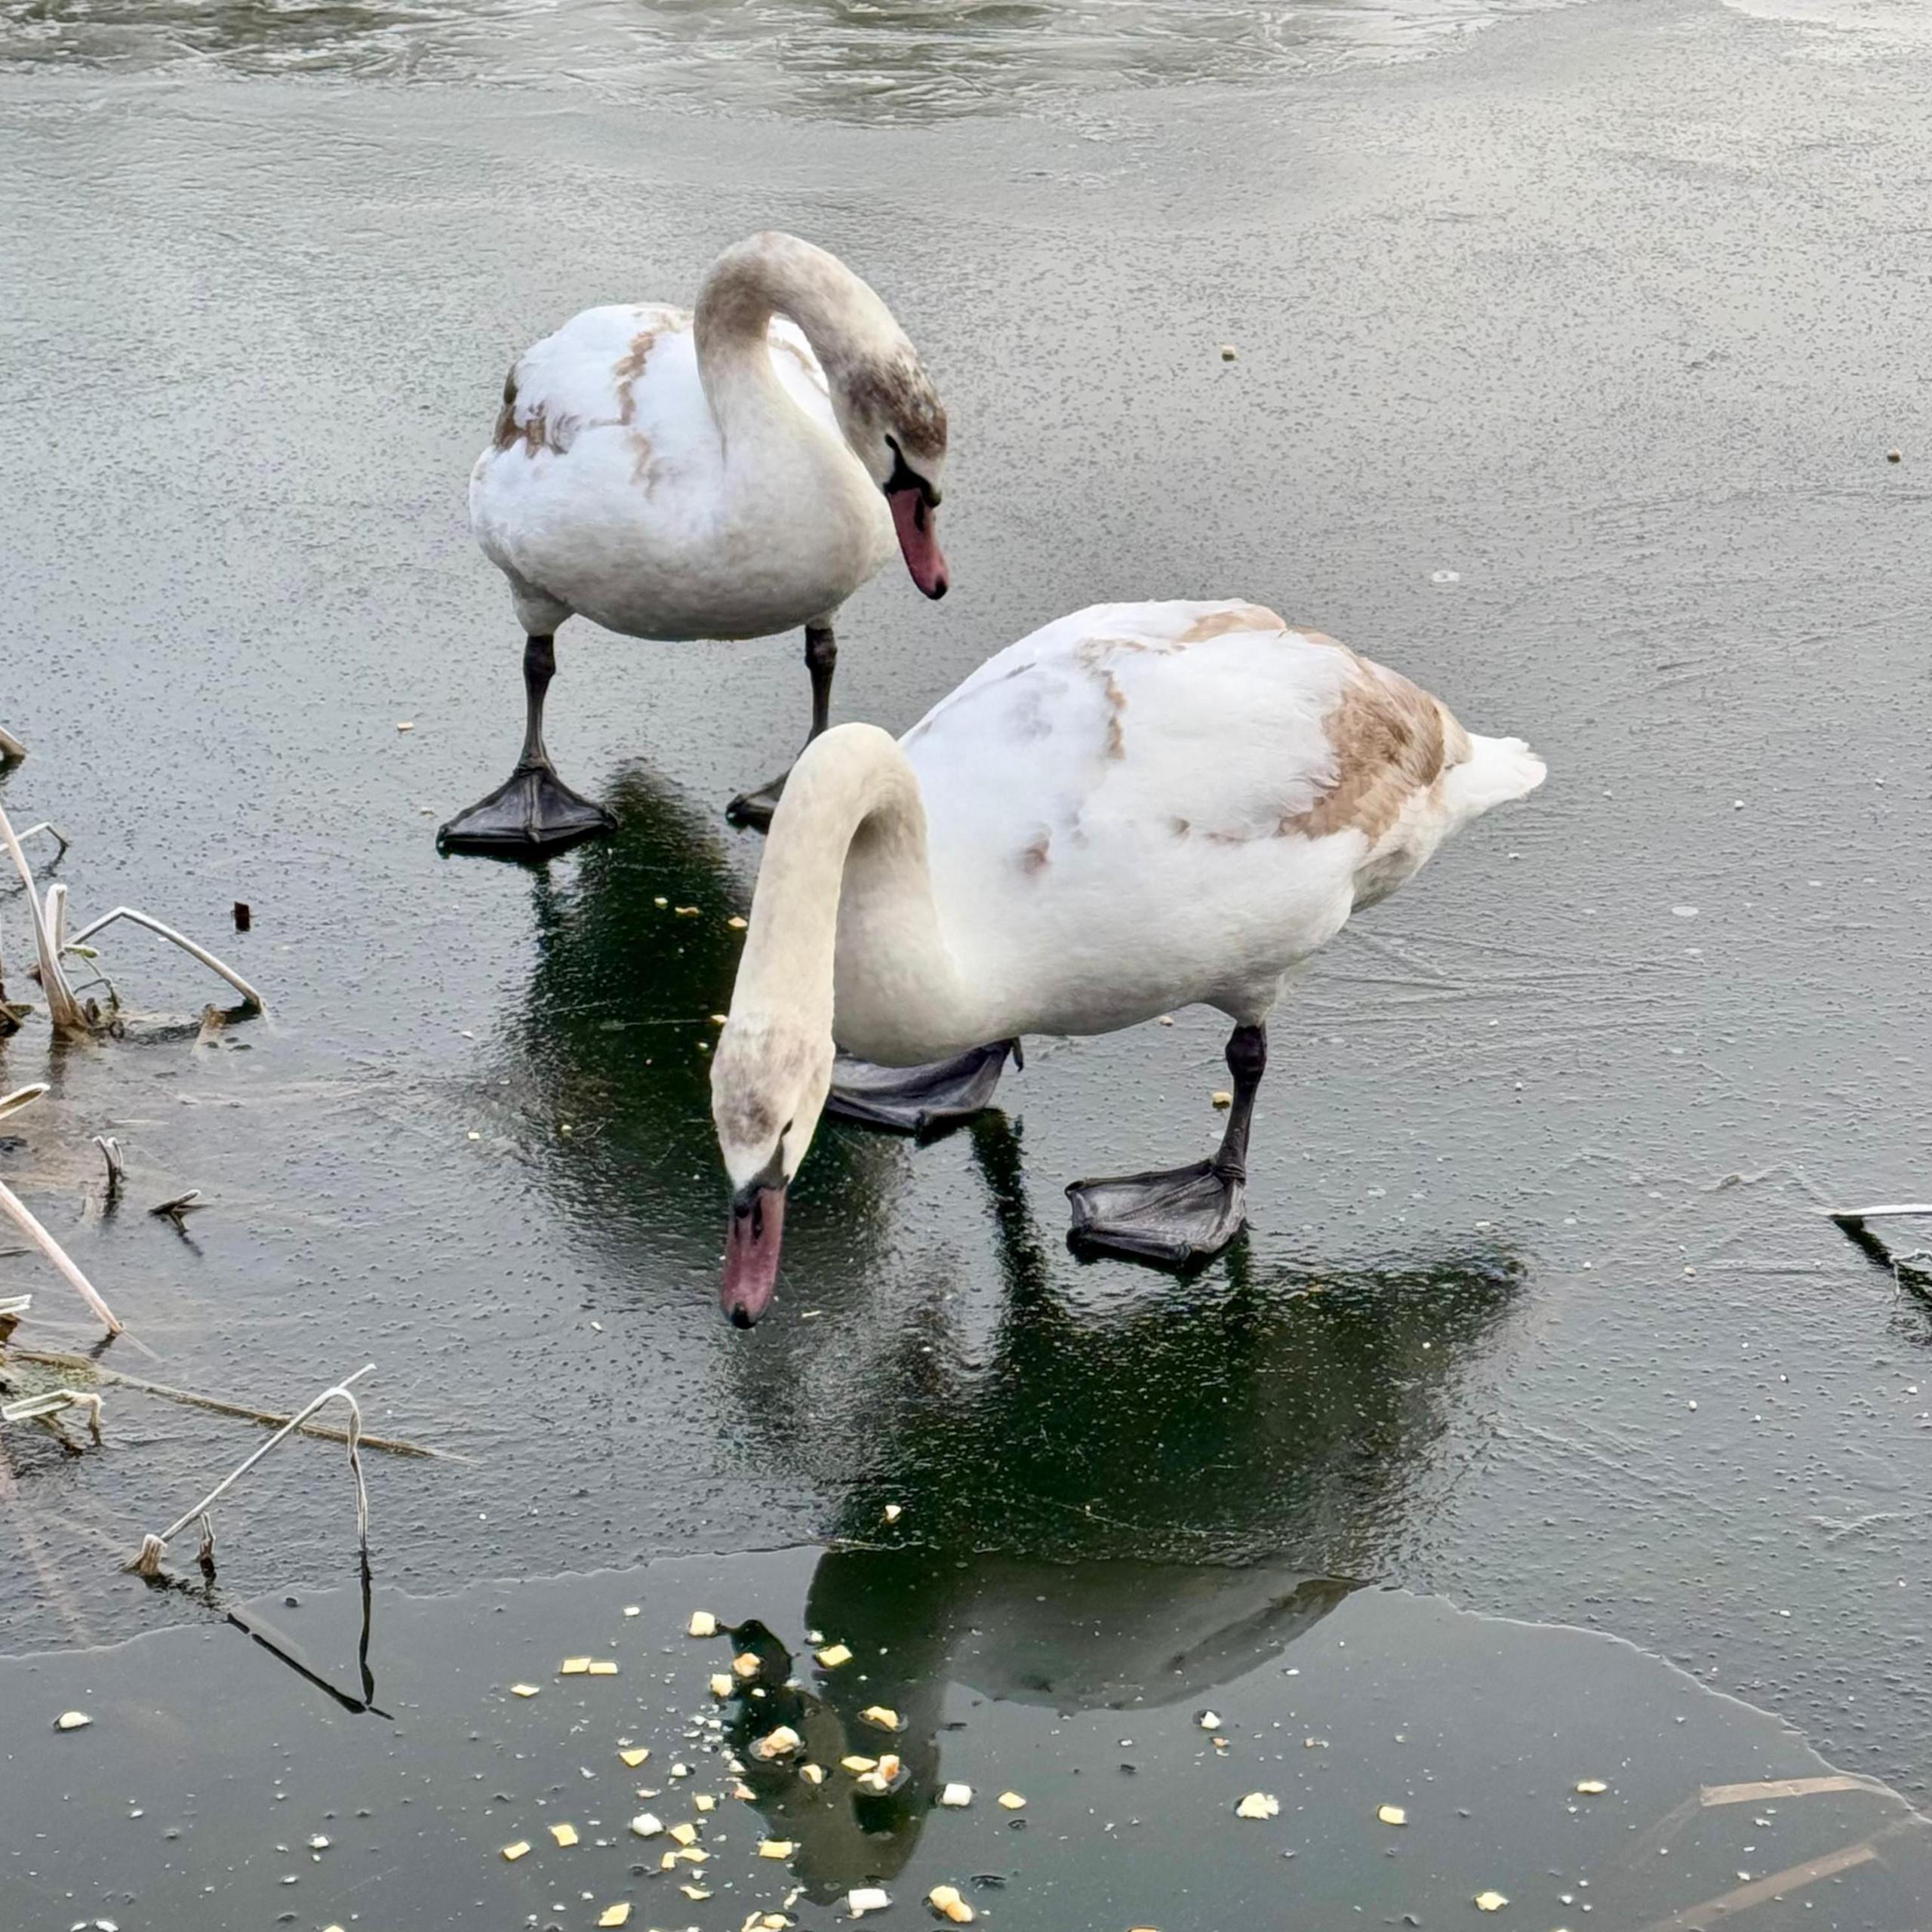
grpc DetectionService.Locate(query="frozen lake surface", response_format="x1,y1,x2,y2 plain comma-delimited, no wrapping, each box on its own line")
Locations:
2,0,1930,1917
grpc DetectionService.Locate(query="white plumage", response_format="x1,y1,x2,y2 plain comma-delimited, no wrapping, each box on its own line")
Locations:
709,599,1546,1314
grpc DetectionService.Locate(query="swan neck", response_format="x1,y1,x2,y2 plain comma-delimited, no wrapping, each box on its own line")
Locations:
693,234,881,448
732,724,961,1049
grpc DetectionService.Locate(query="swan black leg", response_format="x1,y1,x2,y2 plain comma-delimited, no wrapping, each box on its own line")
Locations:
827,1038,1021,1135
1066,1023,1266,1266
439,634,615,855
726,620,838,832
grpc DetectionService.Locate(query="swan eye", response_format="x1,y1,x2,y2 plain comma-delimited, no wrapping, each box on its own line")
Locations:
883,435,940,509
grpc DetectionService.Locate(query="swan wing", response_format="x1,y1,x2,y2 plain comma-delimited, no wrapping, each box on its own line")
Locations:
904,601,1542,1029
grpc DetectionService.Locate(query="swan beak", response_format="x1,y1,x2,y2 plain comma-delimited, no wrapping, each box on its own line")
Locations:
888,487,949,600
721,1181,787,1327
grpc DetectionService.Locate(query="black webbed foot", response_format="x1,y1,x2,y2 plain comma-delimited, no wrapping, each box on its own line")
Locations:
1065,1158,1247,1268
827,1039,1020,1134
438,763,615,856
724,773,787,832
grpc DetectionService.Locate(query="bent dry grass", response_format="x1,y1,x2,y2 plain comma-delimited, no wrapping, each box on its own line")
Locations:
0,796,265,1033
131,1364,374,1580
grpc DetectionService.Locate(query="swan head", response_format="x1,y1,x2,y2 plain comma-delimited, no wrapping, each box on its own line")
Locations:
709,1011,835,1327
836,356,950,601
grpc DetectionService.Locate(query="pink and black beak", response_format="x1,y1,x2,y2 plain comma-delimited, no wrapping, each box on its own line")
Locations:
721,1168,786,1329
884,439,948,601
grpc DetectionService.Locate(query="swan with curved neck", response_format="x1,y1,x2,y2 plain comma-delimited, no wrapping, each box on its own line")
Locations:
445,232,950,853
711,600,1547,1324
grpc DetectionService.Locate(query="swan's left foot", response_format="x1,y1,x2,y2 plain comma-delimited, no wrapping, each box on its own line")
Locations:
1065,1020,1269,1269
828,1039,1020,1134
1066,1158,1247,1266
724,620,839,834
724,773,786,832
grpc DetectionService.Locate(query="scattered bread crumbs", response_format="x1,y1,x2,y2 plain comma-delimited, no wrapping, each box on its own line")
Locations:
694,1794,717,1813
848,1888,891,1918
509,1684,540,1699
883,1503,903,1523
669,1822,699,1847
1211,1090,1233,1108
1235,1792,1279,1820
623,1605,640,1617
597,1906,631,1927
549,1823,580,1847
841,1755,879,1775
759,1840,795,1859
681,1884,712,1900
734,1652,763,1679
619,1748,650,1768
928,1884,974,1923
860,1706,903,1732
500,1841,531,1862
688,1611,718,1638
753,1726,803,1761
997,1792,1028,1811
588,1660,619,1676
817,1643,854,1669
629,1814,663,1838
1377,1804,1407,1826
711,1674,735,1699
560,1657,591,1675
940,1783,973,1807
1475,1891,1509,1912
1574,1780,1608,1794
728,915,748,929
55,1712,91,1732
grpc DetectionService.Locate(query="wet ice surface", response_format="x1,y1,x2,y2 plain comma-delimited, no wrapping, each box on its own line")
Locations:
4,0,1932,1894
5,1552,1929,1930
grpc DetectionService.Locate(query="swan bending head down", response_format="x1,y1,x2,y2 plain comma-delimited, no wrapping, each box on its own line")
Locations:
712,1012,835,1326
700,232,952,599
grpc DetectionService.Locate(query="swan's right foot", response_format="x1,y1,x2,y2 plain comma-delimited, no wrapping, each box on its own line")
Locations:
1066,1020,1269,1268
1066,1159,1247,1266
827,1039,1019,1134
438,762,615,856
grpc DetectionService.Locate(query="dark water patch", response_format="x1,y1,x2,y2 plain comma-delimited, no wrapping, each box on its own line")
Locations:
2,1550,1927,1928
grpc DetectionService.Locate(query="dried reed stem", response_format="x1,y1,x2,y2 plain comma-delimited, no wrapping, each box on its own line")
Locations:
0,804,86,1032
9,1349,458,1458
131,1364,374,1577
62,906,265,1014
0,1088,123,1337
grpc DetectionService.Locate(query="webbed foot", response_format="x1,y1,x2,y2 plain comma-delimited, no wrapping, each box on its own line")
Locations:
1066,1158,1247,1267
828,1039,1020,1134
724,773,786,832
438,763,615,856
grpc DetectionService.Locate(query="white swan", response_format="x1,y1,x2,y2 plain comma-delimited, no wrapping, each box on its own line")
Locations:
709,599,1546,1324
443,232,951,853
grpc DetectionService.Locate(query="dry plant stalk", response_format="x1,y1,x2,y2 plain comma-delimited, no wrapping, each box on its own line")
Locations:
2,1388,103,1445
0,1085,122,1335
63,906,265,1015
131,1363,374,1579
0,803,88,1032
